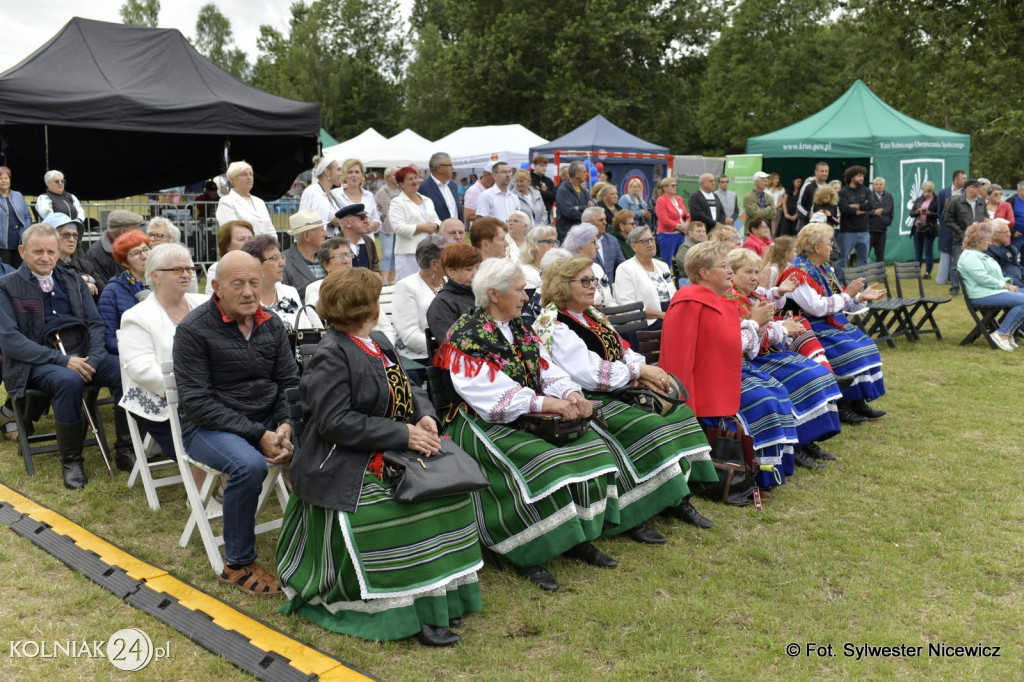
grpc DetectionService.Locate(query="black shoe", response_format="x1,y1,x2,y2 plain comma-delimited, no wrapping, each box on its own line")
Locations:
922,273,931,280
565,542,618,568
838,407,868,424
835,375,855,389
448,617,462,629
417,624,460,648
849,400,886,419
113,407,137,472
55,420,87,490
626,522,667,545
793,446,826,468
803,442,836,461
115,450,137,472
514,564,558,591
665,497,714,529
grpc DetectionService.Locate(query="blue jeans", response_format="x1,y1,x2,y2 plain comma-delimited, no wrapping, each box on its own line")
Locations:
913,233,936,273
379,232,395,271
27,355,122,424
838,231,870,270
948,242,963,294
183,415,274,566
972,292,1024,335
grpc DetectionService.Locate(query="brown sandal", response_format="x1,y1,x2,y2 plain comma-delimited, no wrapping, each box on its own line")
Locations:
218,562,281,595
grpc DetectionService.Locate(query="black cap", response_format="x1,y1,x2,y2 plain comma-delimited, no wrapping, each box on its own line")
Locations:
203,180,218,192
335,203,367,220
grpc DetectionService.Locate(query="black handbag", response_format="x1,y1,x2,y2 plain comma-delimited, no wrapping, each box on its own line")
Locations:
515,408,599,446
382,438,490,503
610,373,689,416
700,418,759,506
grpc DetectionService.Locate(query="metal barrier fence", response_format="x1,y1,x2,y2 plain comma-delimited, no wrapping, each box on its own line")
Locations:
49,197,301,267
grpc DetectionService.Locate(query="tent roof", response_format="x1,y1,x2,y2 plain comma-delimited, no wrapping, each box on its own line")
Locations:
0,17,318,136
530,115,669,156
389,129,435,158
433,124,547,168
320,128,340,148
322,128,429,168
0,17,319,198
746,80,970,158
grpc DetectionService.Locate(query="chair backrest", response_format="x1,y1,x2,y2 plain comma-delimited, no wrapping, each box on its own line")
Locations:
600,301,647,335
847,261,892,299
636,329,661,365
892,261,925,298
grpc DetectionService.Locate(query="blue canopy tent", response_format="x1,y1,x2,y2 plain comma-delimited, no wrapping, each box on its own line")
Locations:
530,115,672,199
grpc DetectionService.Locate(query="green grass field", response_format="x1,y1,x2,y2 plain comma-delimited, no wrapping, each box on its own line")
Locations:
1,275,1021,681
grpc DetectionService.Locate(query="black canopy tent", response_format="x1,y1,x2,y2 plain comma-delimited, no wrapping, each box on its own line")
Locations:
0,18,319,200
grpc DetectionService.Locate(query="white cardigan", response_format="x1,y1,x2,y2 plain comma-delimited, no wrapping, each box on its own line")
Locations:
390,192,441,256
392,273,437,359
118,292,210,421
215,190,276,236
614,257,676,326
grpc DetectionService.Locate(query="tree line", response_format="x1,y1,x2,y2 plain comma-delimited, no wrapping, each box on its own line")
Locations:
121,0,1023,184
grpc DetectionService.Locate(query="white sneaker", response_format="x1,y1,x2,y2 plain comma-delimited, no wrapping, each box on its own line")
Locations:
991,334,1014,352
1010,336,1019,349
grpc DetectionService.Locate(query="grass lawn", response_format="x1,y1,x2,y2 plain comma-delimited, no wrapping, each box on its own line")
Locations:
0,273,1021,681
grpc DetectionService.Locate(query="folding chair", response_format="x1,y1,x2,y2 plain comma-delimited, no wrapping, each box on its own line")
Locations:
892,261,950,340
635,329,662,366
599,301,648,336
14,387,109,476
845,262,917,348
162,362,289,574
116,330,182,510
959,296,1011,349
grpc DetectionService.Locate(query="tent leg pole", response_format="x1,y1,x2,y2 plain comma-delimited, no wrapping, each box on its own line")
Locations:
44,125,49,168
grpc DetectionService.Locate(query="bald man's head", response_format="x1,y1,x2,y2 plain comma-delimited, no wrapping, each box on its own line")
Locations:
212,251,262,320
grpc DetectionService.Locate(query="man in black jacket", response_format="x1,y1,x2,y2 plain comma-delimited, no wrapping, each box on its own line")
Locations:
944,179,986,296
867,177,894,263
83,209,144,292
173,250,300,594
688,173,726,230
838,166,872,276
0,223,129,490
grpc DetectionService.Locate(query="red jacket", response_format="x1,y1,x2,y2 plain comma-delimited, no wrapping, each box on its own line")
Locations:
742,233,772,257
659,284,740,417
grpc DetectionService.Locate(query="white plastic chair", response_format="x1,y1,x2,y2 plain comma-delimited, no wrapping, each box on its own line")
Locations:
162,361,289,574
118,329,183,510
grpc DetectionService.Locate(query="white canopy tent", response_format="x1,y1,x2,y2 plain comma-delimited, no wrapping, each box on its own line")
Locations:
389,128,436,160
432,124,548,172
322,127,430,168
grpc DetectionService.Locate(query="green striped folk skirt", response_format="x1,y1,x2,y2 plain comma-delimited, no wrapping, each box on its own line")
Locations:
448,410,620,567
588,395,717,536
276,474,483,642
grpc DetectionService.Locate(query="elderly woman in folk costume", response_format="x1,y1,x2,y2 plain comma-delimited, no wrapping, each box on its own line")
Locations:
723,247,843,468
436,258,622,593
779,223,887,425
533,255,718,531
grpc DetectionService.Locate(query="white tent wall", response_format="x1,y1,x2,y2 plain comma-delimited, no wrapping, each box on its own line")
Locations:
432,124,548,175
322,127,430,168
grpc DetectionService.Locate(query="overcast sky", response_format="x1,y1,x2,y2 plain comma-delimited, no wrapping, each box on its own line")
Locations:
0,2,409,73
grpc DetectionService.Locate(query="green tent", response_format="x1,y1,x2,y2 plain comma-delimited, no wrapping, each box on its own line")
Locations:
319,127,339,149
747,80,970,262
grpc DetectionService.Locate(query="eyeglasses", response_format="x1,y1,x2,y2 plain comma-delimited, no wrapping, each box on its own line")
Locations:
148,232,169,240
571,276,601,288
538,239,560,245
52,179,66,184
636,237,656,245
157,266,196,276
59,232,79,240
264,254,285,263
127,246,151,259
727,236,742,243
329,252,354,261
624,222,636,227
